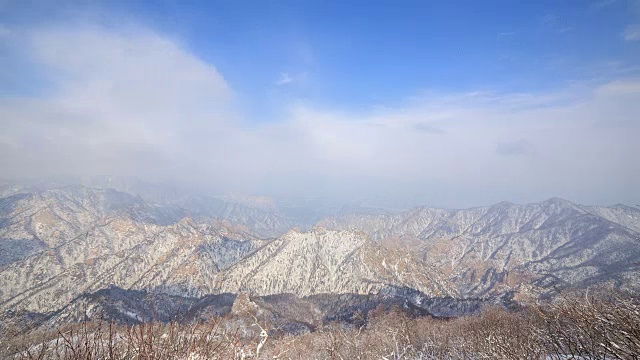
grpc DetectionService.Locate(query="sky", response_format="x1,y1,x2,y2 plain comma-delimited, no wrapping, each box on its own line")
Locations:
0,0,639,208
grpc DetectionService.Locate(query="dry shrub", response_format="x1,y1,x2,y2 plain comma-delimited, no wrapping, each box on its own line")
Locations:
262,294,639,360
2,291,639,359
4,316,244,360
406,306,545,359
539,292,640,360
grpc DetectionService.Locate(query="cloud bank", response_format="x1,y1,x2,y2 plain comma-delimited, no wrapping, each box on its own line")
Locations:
1,24,639,208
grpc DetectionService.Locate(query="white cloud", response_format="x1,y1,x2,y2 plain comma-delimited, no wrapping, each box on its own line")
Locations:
590,0,617,9
623,24,640,41
278,82,640,206
1,24,639,207
1,25,234,183
276,72,293,85
275,71,308,86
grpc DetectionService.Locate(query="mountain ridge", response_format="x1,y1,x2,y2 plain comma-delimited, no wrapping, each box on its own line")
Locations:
0,184,638,319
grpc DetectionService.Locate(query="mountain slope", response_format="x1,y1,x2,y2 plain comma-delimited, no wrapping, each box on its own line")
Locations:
319,198,640,297
1,187,639,316
1,178,309,238
0,187,265,313
213,228,455,297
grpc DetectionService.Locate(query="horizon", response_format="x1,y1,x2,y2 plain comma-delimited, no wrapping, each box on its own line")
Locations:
2,175,639,211
1,0,639,208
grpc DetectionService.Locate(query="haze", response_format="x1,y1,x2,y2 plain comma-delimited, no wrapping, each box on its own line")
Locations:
1,0,639,208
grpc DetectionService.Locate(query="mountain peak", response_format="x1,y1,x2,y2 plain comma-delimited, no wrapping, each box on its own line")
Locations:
493,200,515,207
540,197,575,207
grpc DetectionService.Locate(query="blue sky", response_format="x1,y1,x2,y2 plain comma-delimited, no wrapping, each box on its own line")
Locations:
114,0,638,109
0,0,639,207
3,0,639,116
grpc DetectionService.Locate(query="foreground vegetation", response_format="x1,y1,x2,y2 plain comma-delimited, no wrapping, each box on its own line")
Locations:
2,292,639,359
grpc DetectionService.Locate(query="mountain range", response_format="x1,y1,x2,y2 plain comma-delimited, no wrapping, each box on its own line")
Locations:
1,179,639,330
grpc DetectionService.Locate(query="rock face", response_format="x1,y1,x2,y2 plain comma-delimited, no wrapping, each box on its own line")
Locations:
1,184,639,319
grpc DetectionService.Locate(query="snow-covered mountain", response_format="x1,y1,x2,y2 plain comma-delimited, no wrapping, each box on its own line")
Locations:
319,198,640,298
1,184,639,320
0,177,312,238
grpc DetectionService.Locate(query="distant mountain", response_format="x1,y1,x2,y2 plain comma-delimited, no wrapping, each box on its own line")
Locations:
0,187,267,312
0,187,451,313
0,177,315,238
318,198,640,298
175,194,300,238
1,184,639,322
